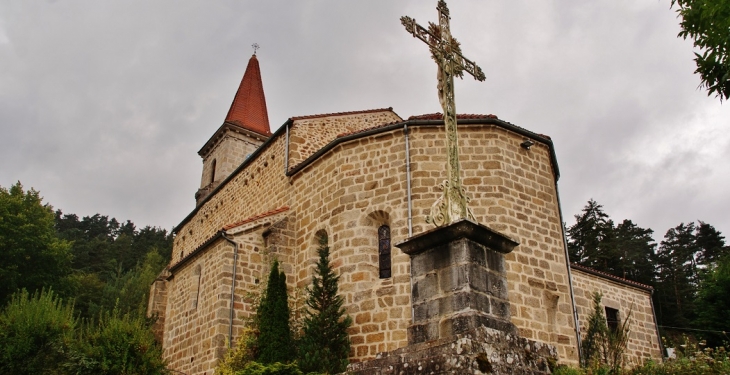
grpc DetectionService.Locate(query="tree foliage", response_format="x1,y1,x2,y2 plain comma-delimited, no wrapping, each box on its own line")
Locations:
298,234,352,374
68,307,168,375
580,292,632,375
671,0,730,101
0,182,172,373
654,221,728,334
567,200,656,285
581,292,609,368
54,209,172,319
693,255,730,347
257,260,294,364
567,199,730,346
0,289,76,375
0,182,72,304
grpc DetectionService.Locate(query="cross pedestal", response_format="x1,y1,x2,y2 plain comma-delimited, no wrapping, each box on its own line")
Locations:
397,219,518,344
348,220,558,375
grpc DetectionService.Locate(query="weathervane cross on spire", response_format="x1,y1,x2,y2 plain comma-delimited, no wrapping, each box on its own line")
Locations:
401,0,486,227
252,43,260,55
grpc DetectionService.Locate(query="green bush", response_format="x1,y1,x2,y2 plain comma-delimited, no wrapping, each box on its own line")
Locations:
0,289,75,375
217,326,260,375
553,365,586,375
68,307,168,375
629,344,730,375
234,361,303,375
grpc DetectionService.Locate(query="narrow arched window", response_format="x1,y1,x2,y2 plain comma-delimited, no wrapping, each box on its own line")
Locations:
191,265,202,309
378,225,391,279
210,159,217,184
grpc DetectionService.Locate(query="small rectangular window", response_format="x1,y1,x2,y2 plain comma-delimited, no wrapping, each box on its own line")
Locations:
605,307,619,332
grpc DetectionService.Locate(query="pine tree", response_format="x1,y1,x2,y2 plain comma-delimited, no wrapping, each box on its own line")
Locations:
256,260,294,364
654,223,700,330
567,199,615,270
693,254,730,347
612,219,656,285
298,234,352,374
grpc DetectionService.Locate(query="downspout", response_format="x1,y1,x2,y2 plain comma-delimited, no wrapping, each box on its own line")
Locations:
555,181,583,362
404,124,415,325
221,232,238,348
285,122,290,173
404,124,413,237
649,290,666,360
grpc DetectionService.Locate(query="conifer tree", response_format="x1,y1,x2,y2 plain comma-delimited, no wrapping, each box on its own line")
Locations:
256,260,294,364
298,234,352,374
581,292,608,368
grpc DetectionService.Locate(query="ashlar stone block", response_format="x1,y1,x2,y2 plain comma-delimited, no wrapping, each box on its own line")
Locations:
397,219,519,344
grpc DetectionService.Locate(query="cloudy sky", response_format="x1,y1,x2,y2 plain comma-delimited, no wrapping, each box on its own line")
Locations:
1,1,728,243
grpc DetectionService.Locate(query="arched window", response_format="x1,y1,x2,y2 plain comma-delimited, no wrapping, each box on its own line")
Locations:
315,229,328,248
378,225,391,279
210,159,217,184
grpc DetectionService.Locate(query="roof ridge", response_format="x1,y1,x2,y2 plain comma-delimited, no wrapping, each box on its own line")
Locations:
222,206,290,231
290,107,396,121
407,113,499,120
570,263,653,290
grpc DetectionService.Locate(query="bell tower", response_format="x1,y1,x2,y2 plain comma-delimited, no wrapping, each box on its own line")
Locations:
195,49,271,204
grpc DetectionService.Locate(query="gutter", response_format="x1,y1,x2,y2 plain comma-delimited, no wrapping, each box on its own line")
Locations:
649,290,666,360
404,124,413,237
285,122,290,173
221,232,238,348
555,180,583,362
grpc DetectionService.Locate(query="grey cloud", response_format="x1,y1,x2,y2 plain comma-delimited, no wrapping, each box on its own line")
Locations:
0,1,728,240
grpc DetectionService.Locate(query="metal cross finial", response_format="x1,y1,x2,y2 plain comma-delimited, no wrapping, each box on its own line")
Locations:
401,1,486,227
252,43,260,55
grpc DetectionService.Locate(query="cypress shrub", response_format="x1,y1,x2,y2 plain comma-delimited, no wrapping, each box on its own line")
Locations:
257,260,294,364
297,234,352,374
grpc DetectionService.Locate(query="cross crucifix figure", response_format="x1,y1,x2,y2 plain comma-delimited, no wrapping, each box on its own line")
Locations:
401,0,486,227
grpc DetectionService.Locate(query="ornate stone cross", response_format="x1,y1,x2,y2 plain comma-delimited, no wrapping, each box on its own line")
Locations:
401,1,486,227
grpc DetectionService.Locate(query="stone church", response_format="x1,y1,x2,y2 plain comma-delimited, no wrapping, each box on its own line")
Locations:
148,47,663,374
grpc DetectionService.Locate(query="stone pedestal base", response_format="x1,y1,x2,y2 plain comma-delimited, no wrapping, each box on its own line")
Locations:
347,325,557,375
348,220,558,374
398,220,519,344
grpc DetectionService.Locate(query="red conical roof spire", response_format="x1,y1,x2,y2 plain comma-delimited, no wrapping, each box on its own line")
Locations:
224,53,271,136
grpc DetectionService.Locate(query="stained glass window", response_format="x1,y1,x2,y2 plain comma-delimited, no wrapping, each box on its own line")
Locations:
378,225,391,279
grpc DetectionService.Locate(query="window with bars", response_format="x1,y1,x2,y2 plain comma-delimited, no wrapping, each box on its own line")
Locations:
378,225,391,279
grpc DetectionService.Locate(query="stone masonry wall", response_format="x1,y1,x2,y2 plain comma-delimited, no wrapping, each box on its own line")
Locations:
164,239,233,375
161,116,583,374
571,268,662,366
163,215,292,375
287,110,402,170
200,130,264,189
